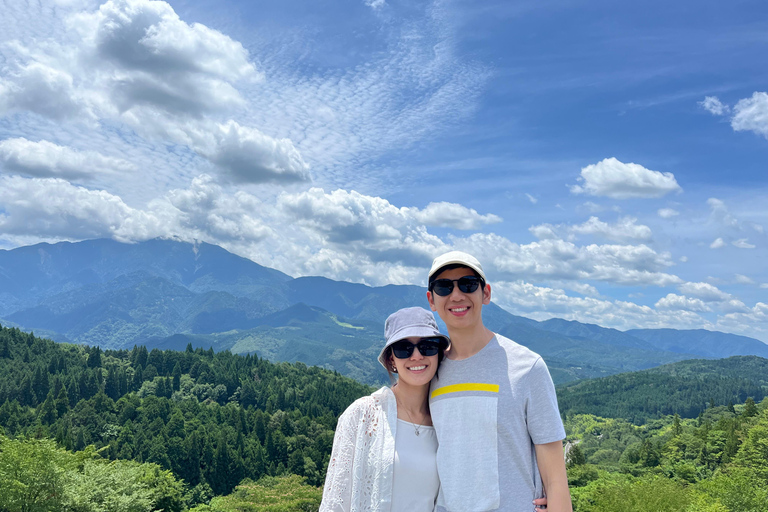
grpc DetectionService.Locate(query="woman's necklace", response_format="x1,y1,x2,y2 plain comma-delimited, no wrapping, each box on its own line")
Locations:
401,405,422,436
394,391,425,436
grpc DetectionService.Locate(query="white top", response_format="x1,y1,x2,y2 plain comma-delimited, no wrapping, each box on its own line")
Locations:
320,387,440,512
391,419,439,512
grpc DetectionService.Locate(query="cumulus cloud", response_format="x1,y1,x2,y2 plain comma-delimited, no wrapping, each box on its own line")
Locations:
657,207,679,218
699,96,729,116
0,138,135,179
70,0,259,117
731,92,768,139
655,293,712,312
710,237,725,249
0,62,88,120
716,302,768,340
570,157,682,199
453,233,681,287
492,280,712,332
0,175,161,241
735,274,754,285
678,282,730,302
732,238,756,249
529,216,652,243
195,121,310,184
413,202,502,230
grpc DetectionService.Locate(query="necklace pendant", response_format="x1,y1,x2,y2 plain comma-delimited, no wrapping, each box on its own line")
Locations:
415,429,420,436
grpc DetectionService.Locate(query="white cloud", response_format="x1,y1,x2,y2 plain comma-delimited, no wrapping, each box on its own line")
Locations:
735,274,755,285
579,201,604,213
529,216,652,243
0,61,88,120
453,233,681,286
525,193,538,204
707,197,739,227
195,121,310,184
570,157,682,199
710,237,725,249
70,0,259,116
0,138,134,179
731,92,768,139
0,175,161,242
678,282,730,302
760,283,768,289
413,202,502,230
570,216,652,242
699,96,729,116
655,293,712,312
657,207,679,218
364,0,387,9
492,280,711,332
732,238,756,249
716,302,768,340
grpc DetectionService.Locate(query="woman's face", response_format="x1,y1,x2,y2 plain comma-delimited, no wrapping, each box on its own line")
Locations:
389,336,440,388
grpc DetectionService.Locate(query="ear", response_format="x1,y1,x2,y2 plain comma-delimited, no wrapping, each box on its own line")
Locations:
427,290,437,311
482,284,491,305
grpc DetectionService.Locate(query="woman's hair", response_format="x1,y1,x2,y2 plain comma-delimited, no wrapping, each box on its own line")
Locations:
384,338,449,382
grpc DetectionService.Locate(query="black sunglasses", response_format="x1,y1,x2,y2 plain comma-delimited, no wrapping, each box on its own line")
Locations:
390,337,444,359
429,276,483,297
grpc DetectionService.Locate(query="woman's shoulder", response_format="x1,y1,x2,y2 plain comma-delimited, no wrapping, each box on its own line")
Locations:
340,387,391,420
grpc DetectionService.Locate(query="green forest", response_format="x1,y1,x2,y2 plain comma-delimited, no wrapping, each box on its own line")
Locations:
0,324,369,511
1,323,767,511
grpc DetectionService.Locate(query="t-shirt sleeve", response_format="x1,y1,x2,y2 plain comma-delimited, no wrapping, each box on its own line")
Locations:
525,357,566,445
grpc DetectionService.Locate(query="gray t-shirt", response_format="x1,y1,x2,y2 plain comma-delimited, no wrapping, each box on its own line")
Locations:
429,333,565,512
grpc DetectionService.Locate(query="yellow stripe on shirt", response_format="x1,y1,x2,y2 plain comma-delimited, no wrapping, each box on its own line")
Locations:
430,383,500,399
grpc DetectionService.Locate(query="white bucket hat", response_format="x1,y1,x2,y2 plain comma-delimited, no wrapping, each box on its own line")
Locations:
377,307,449,370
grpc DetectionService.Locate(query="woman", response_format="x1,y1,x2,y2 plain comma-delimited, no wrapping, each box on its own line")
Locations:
320,306,447,511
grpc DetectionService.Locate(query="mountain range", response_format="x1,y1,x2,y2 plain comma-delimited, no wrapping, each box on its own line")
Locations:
2,238,768,385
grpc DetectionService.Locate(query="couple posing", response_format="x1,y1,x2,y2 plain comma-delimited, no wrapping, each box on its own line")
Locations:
320,251,571,512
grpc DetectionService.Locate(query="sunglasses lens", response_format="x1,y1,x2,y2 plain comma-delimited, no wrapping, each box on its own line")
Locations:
417,340,440,356
431,279,454,296
457,277,480,293
391,342,414,359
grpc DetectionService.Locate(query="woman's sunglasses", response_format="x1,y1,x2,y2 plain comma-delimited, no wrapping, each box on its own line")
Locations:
429,276,482,297
391,337,444,359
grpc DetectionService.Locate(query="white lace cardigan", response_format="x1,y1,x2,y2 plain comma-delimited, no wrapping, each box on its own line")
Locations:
320,386,398,512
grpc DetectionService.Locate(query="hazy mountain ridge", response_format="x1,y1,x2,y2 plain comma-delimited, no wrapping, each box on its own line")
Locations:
2,238,767,385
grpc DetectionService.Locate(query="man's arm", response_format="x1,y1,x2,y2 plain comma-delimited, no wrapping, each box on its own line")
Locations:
534,440,572,512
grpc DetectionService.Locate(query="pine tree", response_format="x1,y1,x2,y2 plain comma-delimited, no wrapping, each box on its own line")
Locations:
172,363,181,392
55,385,70,418
87,346,102,368
743,397,759,418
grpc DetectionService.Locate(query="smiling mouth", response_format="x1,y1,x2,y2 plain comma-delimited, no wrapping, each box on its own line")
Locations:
408,365,427,371
449,307,468,313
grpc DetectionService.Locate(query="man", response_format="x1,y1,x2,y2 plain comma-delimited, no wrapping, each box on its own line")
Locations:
426,250,572,512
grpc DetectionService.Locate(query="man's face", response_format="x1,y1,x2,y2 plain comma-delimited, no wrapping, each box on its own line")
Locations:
427,266,491,331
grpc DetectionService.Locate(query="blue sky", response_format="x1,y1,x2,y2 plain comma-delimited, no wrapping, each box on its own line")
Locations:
0,0,767,341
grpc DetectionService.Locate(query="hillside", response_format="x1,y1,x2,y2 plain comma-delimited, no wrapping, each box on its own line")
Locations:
0,324,372,501
557,355,768,423
3,238,768,386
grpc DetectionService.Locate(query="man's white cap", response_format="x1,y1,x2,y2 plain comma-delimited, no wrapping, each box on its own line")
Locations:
428,250,486,282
